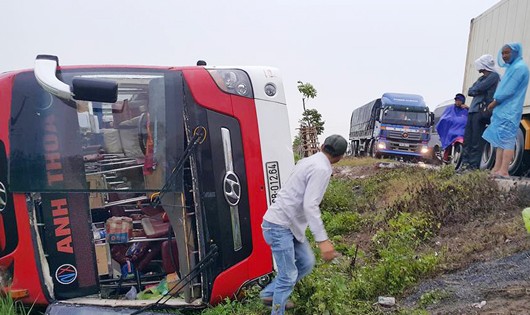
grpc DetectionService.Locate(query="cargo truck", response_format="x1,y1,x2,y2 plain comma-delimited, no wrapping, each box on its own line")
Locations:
348,93,434,160
463,0,530,175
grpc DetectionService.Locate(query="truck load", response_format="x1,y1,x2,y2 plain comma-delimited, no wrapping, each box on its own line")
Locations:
348,92,434,160
463,0,530,175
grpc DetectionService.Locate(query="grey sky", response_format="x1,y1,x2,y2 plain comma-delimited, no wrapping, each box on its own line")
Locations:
1,0,500,141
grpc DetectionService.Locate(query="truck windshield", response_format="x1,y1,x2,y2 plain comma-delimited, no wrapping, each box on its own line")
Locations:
382,109,429,127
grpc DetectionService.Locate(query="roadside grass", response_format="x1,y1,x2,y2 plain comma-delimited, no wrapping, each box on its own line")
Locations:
336,156,392,167
181,161,526,314
0,294,35,315
3,160,524,314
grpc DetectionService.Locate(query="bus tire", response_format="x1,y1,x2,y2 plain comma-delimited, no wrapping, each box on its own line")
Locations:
480,142,495,170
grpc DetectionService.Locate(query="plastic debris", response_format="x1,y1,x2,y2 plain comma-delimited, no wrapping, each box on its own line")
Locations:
377,296,396,307
471,300,487,309
125,286,137,300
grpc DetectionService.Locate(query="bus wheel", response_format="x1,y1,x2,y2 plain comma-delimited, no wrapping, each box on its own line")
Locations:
480,142,495,170
509,128,526,176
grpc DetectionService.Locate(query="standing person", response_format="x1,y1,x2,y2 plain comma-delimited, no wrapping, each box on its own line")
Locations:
483,43,529,178
260,135,346,314
435,93,468,163
458,54,500,172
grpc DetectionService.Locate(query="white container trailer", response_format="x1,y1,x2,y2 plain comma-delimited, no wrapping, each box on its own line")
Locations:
463,0,530,174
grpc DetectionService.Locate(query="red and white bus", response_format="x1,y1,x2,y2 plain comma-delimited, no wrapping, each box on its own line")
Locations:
0,55,293,313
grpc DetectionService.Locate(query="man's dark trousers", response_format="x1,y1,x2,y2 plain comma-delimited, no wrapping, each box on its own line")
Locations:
461,112,487,169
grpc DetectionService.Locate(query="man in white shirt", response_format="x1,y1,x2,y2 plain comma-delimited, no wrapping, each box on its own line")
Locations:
260,134,347,315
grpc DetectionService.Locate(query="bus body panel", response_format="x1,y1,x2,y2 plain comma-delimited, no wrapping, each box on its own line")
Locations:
1,74,50,304
183,69,274,303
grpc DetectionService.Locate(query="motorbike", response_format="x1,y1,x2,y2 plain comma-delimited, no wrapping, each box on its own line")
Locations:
438,136,464,167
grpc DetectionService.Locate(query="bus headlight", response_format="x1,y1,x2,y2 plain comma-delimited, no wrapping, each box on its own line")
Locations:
207,69,254,98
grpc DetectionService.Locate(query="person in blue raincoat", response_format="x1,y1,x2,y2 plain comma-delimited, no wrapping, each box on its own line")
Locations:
436,94,469,162
482,43,530,178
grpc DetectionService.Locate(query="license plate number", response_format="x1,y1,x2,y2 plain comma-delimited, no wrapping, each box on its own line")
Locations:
265,161,281,205
399,143,410,147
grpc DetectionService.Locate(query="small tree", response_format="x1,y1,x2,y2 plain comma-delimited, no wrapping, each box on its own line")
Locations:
294,81,325,158
297,81,317,111
299,108,325,135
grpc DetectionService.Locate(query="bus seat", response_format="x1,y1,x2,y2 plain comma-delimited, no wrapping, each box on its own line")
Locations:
100,116,144,158
161,240,179,274
141,214,170,238
117,116,143,158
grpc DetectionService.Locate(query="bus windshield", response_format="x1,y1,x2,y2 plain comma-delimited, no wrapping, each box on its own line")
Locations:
9,70,183,192
381,108,429,127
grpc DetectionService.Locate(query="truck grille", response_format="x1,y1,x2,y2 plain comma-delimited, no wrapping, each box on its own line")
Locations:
387,130,421,141
387,141,420,153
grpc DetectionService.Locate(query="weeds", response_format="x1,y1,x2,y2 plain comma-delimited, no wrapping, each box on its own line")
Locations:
201,160,521,314
0,294,34,315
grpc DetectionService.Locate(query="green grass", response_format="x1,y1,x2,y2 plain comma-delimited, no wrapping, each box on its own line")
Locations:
0,294,35,315
3,161,511,315
199,163,519,314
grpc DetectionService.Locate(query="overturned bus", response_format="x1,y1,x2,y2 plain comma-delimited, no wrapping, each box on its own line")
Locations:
0,55,293,313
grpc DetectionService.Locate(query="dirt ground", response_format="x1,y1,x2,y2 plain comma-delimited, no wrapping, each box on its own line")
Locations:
336,160,530,315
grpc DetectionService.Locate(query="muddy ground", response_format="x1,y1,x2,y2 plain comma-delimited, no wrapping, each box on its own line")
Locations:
335,160,530,315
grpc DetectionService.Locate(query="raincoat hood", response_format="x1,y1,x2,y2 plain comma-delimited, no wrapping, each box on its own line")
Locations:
498,42,523,67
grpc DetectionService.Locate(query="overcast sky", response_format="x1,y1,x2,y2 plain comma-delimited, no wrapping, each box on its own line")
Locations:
1,0,501,141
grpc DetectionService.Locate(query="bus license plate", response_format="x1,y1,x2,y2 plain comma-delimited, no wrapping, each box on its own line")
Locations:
265,161,281,205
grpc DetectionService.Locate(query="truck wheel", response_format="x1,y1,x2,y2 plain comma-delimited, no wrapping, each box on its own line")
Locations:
346,142,353,156
360,141,368,157
369,140,376,158
369,141,381,159
509,128,526,175
480,142,495,170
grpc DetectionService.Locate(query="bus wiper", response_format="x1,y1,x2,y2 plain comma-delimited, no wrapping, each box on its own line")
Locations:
150,126,206,208
130,244,219,315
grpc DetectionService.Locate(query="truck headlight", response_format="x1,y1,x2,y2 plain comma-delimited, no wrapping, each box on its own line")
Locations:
420,146,429,154
377,142,386,150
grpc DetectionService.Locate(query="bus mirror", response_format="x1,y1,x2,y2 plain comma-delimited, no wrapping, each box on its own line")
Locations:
35,55,118,104
35,55,74,100
72,78,118,103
